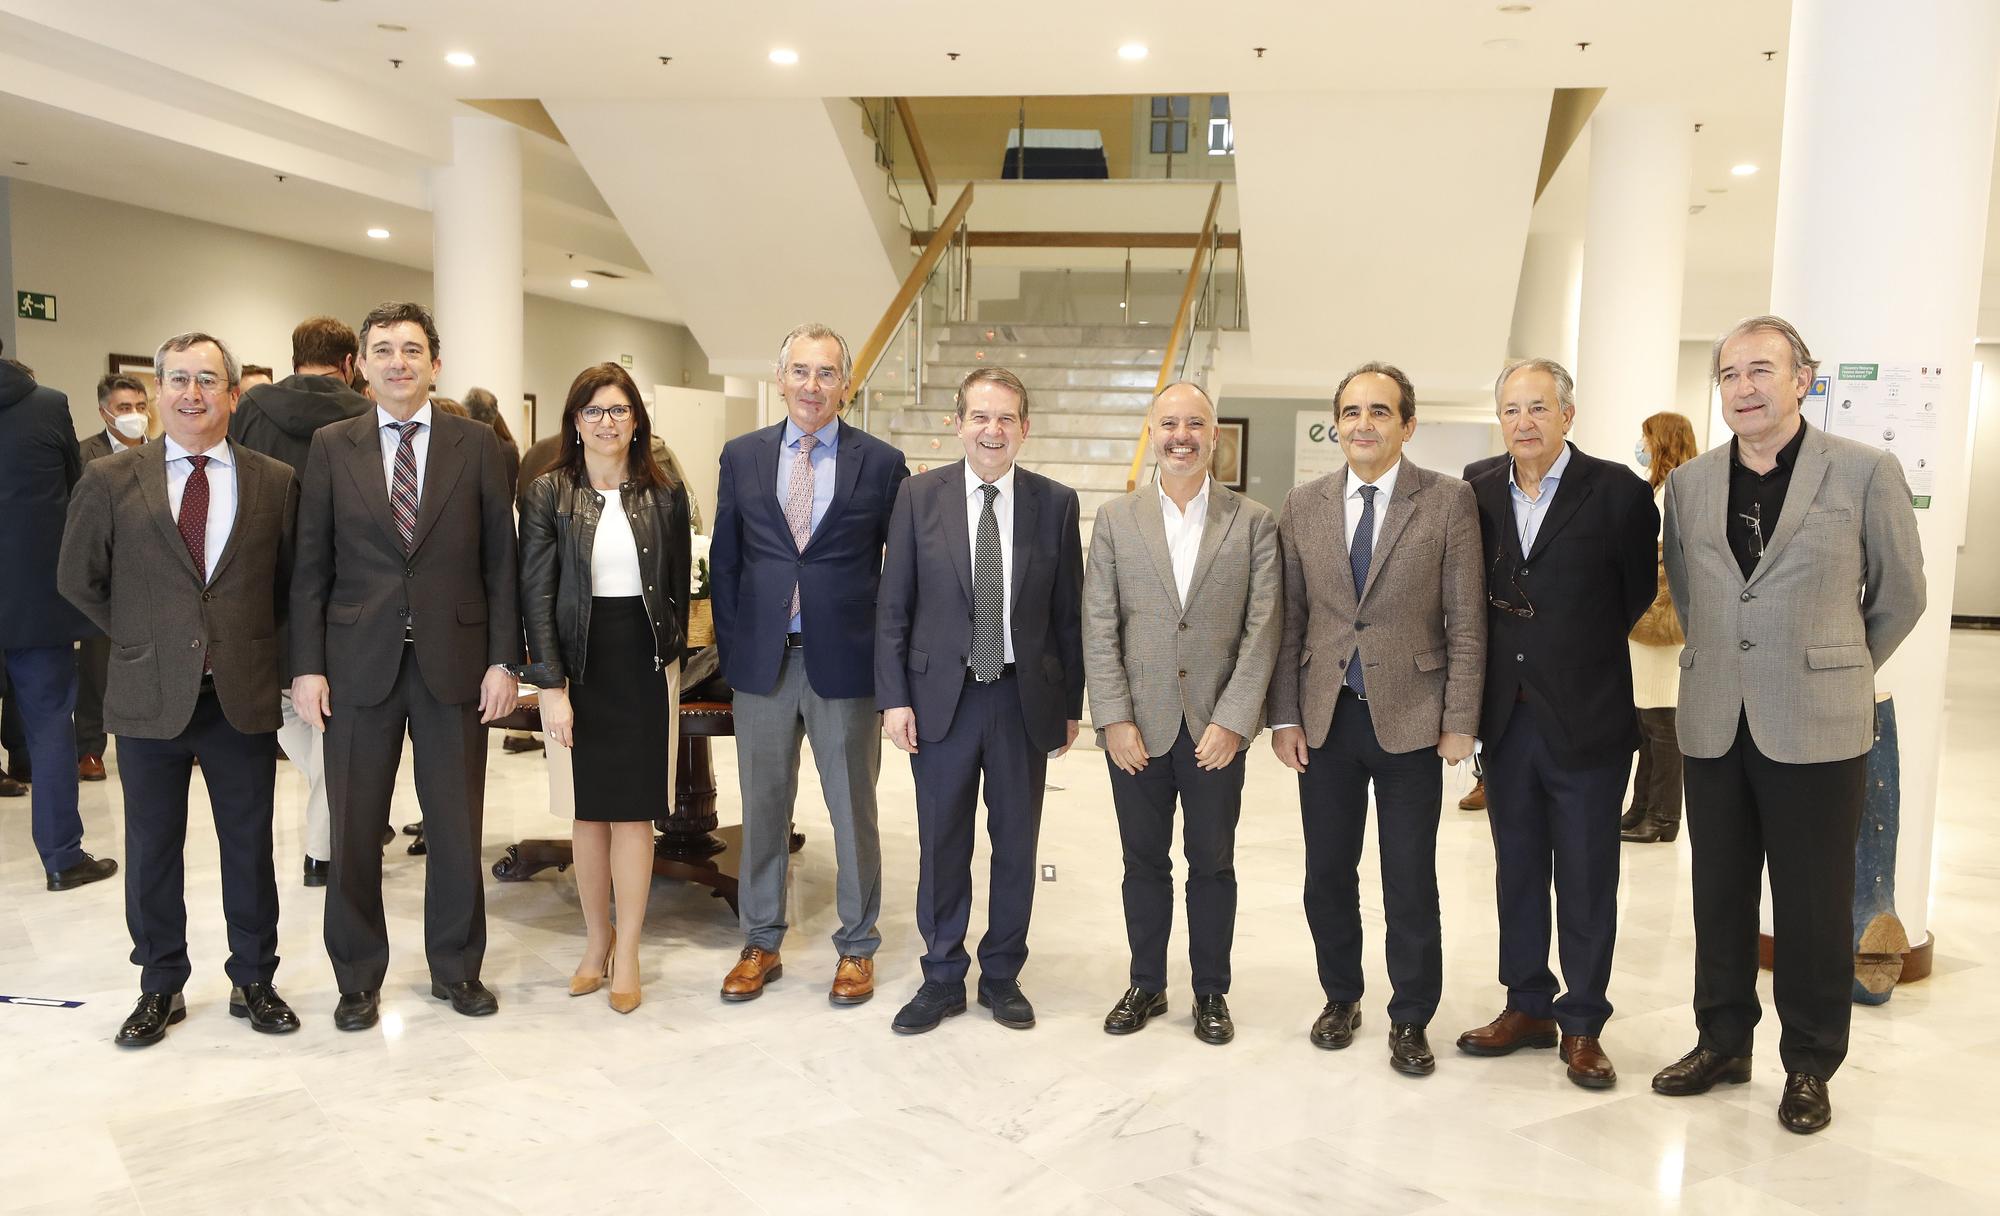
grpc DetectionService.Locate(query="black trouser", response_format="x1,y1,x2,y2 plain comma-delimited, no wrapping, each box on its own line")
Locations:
1630,706,1683,824
908,673,1046,986
1684,710,1865,1079
1107,721,1245,994
115,689,280,993
1297,690,1443,1026
75,636,110,759
324,646,488,993
1482,699,1626,1036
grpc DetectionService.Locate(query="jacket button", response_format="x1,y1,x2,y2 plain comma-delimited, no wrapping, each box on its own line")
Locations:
190,639,200,649
1178,670,1188,678
201,591,212,602
1178,622,1187,631
1740,640,1753,650
642,547,649,554
1520,566,1531,576
404,568,415,579
1338,658,1347,669
1740,591,1752,602
1356,621,1368,631
1516,653,1525,662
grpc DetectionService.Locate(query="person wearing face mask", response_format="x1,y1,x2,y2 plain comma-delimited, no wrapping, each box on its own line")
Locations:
1083,381,1280,1046
74,374,155,784
515,364,689,1014
1623,412,1699,844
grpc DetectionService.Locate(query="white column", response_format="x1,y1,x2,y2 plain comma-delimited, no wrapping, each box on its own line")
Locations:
431,116,524,438
1769,0,2000,950
1572,101,1694,469
1510,232,1584,373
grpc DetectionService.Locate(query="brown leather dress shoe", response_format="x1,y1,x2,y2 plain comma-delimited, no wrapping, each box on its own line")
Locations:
1560,1034,1617,1089
829,955,874,1006
1457,780,1487,811
721,946,782,1002
78,754,106,782
1456,1008,1559,1056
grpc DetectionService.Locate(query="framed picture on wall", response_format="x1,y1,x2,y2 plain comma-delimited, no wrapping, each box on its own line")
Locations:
1215,417,1248,490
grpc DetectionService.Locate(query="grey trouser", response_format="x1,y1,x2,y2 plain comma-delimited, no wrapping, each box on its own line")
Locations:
276,690,331,862
731,644,882,958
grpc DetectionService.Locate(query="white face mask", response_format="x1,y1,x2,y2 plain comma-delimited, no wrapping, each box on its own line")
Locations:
1633,441,1651,468
111,413,150,441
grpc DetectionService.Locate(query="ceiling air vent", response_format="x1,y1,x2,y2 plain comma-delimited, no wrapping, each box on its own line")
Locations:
587,269,628,279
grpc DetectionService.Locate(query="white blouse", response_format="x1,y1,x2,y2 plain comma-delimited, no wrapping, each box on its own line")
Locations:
589,492,644,597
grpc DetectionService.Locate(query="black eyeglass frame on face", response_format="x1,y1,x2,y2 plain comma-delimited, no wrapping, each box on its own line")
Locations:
577,404,634,424
1487,549,1536,619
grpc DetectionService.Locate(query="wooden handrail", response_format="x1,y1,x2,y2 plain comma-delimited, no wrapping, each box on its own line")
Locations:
1125,183,1223,492
848,182,975,403
892,98,939,207
909,230,1242,250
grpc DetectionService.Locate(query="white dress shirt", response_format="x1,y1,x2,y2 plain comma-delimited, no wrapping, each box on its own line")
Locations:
965,462,1016,665
590,491,645,596
375,402,434,498
162,436,238,584
1158,476,1211,606
1344,458,1401,553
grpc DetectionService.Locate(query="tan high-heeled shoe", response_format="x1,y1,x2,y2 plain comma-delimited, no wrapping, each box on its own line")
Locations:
608,980,642,1015
569,927,616,997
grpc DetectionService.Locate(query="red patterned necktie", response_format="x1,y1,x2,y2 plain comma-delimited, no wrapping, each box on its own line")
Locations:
389,422,421,551
178,454,210,579
784,432,818,618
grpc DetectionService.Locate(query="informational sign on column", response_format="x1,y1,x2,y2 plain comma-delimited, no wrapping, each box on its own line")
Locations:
1294,410,1346,485
1825,363,1942,509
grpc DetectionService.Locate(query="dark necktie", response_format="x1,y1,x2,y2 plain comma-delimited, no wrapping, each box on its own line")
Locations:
1346,483,1377,695
178,454,210,579
971,482,1005,682
389,422,421,552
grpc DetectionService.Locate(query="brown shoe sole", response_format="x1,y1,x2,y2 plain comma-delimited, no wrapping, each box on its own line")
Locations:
829,985,873,1006
1457,1029,1559,1056
720,963,781,1002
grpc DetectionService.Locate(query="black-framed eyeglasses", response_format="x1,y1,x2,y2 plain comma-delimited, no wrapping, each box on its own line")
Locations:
578,404,633,423
1737,501,1766,560
1488,550,1535,619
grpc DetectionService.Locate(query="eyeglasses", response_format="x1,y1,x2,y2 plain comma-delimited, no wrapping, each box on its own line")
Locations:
1738,501,1766,560
162,371,227,394
577,405,633,423
785,365,844,388
1488,550,1535,619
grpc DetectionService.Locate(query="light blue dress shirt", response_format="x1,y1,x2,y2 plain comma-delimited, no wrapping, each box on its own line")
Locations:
776,416,841,632
1508,442,1572,554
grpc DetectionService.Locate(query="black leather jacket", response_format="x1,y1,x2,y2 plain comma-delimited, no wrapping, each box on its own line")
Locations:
517,468,691,687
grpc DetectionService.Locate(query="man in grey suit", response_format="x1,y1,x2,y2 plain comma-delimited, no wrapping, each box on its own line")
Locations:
1085,382,1279,1045
59,333,302,1046
1267,362,1486,1077
74,373,154,784
1652,315,1924,1134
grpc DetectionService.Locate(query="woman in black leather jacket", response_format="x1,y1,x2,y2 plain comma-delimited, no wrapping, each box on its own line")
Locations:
517,362,690,1012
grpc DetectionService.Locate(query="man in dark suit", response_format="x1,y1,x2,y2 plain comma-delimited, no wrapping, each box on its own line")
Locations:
711,323,909,1005
0,345,117,891
290,301,521,1031
1453,358,1658,1089
74,373,154,784
1266,361,1486,1077
876,367,1083,1034
59,333,302,1046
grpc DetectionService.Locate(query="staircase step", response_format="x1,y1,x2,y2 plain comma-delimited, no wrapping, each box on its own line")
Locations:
932,323,1167,346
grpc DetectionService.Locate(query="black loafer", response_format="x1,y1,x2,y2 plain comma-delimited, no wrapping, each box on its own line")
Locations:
1103,987,1168,1035
1388,1022,1436,1076
1193,993,1234,1045
977,979,1035,1030
1651,1045,1752,1096
892,981,967,1035
115,991,186,1048
1310,1001,1362,1050
229,983,301,1034
333,989,380,1032
46,854,119,892
1778,1072,1832,1134
302,856,328,888
431,979,498,1017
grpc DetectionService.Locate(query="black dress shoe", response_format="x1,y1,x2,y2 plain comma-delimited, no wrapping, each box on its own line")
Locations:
1388,1023,1436,1076
1103,987,1168,1035
0,774,24,797
892,981,967,1035
302,856,329,887
431,979,499,1016
1310,1000,1361,1050
1618,805,1647,833
1621,812,1681,844
115,991,186,1048
381,825,397,849
977,979,1036,1029
1193,994,1234,1045
229,983,301,1034
333,990,380,1031
1778,1072,1832,1134
1651,1045,1752,1095
46,854,118,891
407,827,427,856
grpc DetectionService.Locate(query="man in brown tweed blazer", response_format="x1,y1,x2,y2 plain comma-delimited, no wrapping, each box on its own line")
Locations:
1266,361,1486,1078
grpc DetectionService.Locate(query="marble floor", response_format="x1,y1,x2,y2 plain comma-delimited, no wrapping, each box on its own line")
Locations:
2,633,1996,1215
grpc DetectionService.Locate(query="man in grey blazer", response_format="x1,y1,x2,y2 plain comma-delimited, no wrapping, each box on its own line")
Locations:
1267,362,1486,1077
59,332,302,1047
74,373,154,784
1653,316,1924,1134
1085,381,1280,1046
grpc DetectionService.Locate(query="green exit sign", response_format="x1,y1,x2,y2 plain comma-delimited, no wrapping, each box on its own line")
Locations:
16,291,57,322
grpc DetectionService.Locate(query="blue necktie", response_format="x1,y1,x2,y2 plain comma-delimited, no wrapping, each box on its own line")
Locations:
1346,484,1377,695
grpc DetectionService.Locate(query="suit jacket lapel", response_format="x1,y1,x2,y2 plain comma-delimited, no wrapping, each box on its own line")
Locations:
803,420,864,556
752,421,789,541
1010,468,1039,607
203,442,257,585
1524,443,1595,561
1184,483,1239,614
1697,452,1744,588
1746,426,1829,588
136,443,201,584
344,417,402,548
1358,465,1420,604
944,462,974,604
1321,471,1358,614
1477,472,1525,566
408,420,464,554
1133,487,1182,616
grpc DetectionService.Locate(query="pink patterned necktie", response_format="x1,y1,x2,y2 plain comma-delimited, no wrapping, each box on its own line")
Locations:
784,433,819,618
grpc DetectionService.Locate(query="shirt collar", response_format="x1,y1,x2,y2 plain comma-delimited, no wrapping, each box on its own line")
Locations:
966,462,1016,500
1159,475,1211,519
1730,418,1808,473
1509,442,1572,495
162,435,232,466
783,415,840,451
377,402,433,432
1346,458,1401,501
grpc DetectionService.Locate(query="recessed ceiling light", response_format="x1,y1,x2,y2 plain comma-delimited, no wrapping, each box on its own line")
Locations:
1118,43,1149,61
1497,3,1533,12
1137,319,1151,325
1483,38,1523,51
377,23,406,32
444,51,476,67
366,227,391,239
1731,163,1758,176
769,48,799,65
570,278,590,289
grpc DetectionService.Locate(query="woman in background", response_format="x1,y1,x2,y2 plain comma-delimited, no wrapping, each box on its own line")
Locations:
1623,411,1698,844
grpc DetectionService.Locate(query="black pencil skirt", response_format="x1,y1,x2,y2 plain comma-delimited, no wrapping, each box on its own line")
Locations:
568,596,671,822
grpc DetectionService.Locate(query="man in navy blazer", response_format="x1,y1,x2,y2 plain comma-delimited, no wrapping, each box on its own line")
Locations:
711,323,910,1005
876,367,1084,1034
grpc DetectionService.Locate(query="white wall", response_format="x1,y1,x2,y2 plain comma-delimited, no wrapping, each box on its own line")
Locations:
4,180,715,440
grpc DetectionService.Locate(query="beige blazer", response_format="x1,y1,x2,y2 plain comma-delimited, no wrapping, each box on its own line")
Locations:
1266,461,1486,754
1084,481,1281,756
1662,423,1925,763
